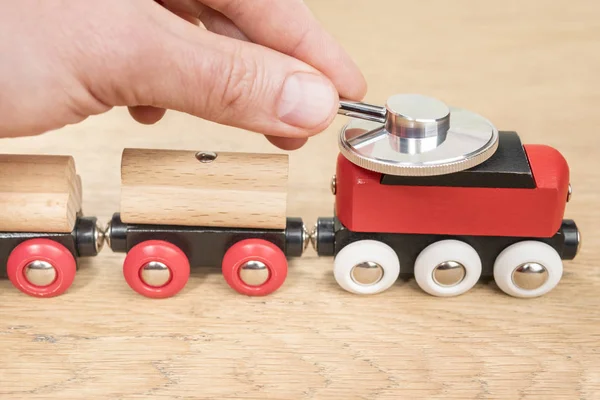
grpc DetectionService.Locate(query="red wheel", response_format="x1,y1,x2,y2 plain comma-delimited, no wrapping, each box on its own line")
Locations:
123,240,190,298
222,239,288,296
7,239,77,298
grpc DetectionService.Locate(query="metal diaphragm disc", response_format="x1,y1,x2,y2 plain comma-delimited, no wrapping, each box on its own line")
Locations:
338,105,499,177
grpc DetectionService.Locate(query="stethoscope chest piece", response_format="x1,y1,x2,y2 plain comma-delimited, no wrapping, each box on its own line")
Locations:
338,94,499,176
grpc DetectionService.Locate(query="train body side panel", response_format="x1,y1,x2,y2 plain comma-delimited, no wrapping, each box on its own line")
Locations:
334,145,569,238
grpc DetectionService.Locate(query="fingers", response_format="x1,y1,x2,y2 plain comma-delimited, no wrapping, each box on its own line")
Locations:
159,1,249,41
265,135,307,150
148,0,361,147
126,1,199,126
197,6,248,41
145,4,301,147
202,0,367,100
158,0,366,100
128,2,242,127
87,6,340,139
128,106,167,124
127,94,309,153
155,1,319,149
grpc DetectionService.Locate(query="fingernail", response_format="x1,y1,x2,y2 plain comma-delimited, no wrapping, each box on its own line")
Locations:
277,72,337,129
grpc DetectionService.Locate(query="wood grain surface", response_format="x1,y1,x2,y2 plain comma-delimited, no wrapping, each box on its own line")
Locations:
120,149,289,229
0,0,599,398
0,154,80,233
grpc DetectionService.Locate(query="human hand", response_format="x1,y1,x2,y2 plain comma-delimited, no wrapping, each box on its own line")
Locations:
0,0,366,149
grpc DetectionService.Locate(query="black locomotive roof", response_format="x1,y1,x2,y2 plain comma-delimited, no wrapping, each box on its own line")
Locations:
380,131,536,188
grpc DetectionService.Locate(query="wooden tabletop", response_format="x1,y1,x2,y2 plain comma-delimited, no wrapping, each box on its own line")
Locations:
1,1,599,398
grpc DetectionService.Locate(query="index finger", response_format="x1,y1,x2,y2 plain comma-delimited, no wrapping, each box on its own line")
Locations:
201,0,368,100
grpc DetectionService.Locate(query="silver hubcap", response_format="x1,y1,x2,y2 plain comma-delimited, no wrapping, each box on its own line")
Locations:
351,262,384,285
512,263,548,290
24,260,57,287
239,261,270,286
140,261,171,287
432,261,466,287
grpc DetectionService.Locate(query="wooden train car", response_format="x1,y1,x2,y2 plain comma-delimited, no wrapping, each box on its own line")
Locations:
0,154,103,297
314,95,581,298
105,149,308,298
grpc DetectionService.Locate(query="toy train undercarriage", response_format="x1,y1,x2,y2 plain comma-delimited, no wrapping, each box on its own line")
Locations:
0,210,581,299
105,213,307,298
314,216,580,297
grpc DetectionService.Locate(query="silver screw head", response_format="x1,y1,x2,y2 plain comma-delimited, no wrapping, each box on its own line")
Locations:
330,175,337,195
351,262,384,285
140,261,172,287
24,260,57,287
196,151,218,163
239,261,270,286
432,261,466,287
512,263,549,290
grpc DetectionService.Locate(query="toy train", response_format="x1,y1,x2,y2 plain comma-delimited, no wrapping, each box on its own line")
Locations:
0,94,581,299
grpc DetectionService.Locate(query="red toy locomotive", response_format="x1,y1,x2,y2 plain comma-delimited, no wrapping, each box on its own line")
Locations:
314,94,580,298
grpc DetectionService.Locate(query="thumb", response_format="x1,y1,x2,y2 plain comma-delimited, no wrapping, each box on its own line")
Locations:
88,7,340,139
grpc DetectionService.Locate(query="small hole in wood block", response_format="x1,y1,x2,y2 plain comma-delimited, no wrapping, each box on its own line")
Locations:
196,151,217,163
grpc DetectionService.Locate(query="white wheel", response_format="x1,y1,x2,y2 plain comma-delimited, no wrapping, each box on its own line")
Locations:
333,240,400,295
493,241,563,298
414,240,482,297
